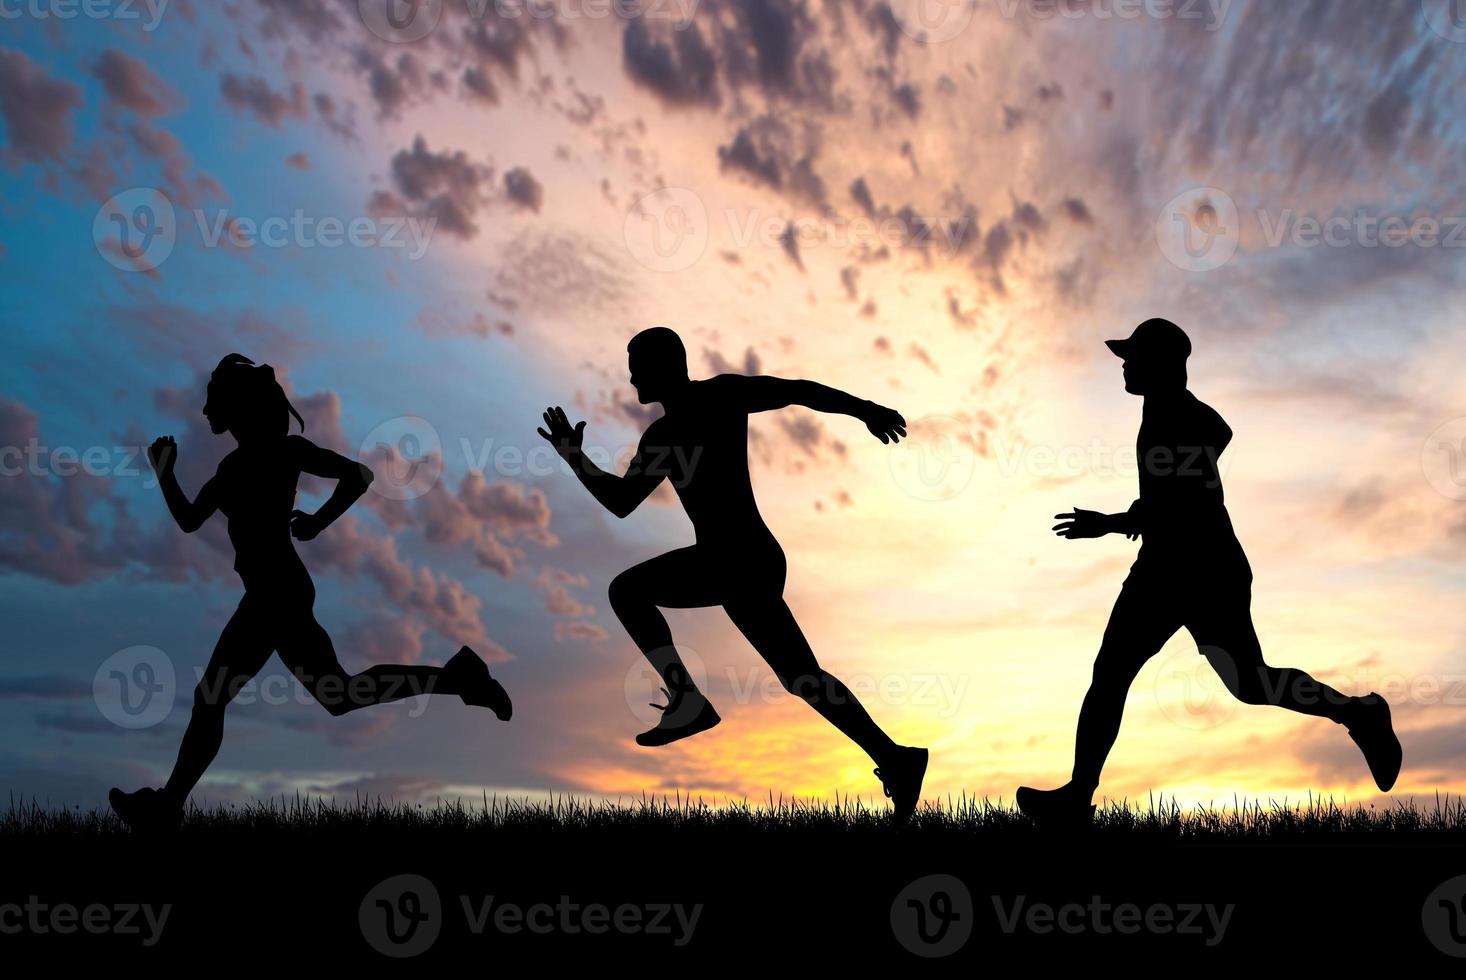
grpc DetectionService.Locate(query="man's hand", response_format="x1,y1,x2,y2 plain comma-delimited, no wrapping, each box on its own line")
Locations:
147,436,177,478
290,509,324,541
862,402,907,444
1053,508,1115,540
537,406,586,458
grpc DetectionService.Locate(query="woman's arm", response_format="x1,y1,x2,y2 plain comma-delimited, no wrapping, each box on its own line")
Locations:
289,436,373,541
149,436,218,533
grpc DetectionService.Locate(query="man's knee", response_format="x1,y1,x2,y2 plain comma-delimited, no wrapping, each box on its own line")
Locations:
608,570,645,616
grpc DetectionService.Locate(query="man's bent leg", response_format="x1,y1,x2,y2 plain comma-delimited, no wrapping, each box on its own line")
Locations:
609,547,722,696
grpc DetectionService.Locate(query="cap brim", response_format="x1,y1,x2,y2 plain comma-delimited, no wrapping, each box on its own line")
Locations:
1104,339,1131,359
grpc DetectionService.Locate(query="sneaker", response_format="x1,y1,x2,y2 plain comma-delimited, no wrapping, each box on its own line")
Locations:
875,746,929,824
636,688,721,747
1346,693,1402,792
108,787,182,832
1016,783,1096,829
446,646,512,721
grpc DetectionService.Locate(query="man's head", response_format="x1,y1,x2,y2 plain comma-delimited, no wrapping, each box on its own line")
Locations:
627,326,689,404
1106,318,1191,395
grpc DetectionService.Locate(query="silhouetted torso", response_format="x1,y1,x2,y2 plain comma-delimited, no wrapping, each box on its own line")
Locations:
216,435,310,596
1131,390,1249,577
643,377,779,554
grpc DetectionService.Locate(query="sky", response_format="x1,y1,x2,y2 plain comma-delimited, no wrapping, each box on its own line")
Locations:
4,0,1466,812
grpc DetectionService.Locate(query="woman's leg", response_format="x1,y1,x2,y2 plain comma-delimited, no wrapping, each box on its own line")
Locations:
273,607,468,715
161,601,274,808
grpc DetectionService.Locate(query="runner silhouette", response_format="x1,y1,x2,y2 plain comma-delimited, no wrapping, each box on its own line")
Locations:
1017,319,1402,826
109,354,511,831
537,327,929,821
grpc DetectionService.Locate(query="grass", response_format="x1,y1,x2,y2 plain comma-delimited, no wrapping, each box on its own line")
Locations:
7,791,1466,841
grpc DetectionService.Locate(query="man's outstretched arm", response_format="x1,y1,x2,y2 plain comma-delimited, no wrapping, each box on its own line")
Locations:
1052,504,1142,541
719,375,907,444
537,406,666,519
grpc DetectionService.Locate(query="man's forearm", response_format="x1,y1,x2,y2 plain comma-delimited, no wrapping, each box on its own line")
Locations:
794,380,870,419
563,447,632,516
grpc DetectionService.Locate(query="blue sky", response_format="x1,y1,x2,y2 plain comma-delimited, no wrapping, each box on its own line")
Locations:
5,0,1466,809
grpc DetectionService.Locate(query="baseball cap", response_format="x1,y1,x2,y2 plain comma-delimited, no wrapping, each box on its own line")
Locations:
1105,318,1192,363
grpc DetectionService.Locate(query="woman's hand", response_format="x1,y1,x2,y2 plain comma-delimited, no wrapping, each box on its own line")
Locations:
148,436,177,478
290,509,324,541
537,406,586,458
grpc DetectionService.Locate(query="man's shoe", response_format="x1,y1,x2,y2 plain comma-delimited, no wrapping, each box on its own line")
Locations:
1347,693,1402,792
446,646,512,721
108,787,182,832
875,746,929,824
1016,784,1096,829
636,689,721,747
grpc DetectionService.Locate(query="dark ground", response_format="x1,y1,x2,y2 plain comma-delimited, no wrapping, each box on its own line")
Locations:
3,795,1465,964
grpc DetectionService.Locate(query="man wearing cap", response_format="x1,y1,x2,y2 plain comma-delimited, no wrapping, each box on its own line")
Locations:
1017,318,1402,825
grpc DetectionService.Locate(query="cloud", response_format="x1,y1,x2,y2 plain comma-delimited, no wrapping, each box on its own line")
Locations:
622,19,720,107
93,49,179,118
0,47,83,165
219,73,308,126
503,166,544,213
369,136,495,240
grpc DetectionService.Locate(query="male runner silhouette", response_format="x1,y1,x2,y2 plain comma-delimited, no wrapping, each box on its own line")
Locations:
1018,319,1402,825
537,327,928,820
